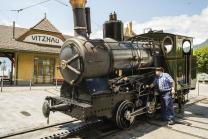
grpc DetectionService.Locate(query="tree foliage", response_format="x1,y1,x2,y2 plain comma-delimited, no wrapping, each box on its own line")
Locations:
194,45,208,73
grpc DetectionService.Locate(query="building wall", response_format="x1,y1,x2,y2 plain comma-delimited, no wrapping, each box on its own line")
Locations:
16,52,63,85
16,52,34,85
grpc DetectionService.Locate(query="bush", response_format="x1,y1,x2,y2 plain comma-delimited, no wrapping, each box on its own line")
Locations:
194,45,208,74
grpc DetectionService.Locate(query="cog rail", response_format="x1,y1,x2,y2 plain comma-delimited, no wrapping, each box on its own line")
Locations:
40,120,101,139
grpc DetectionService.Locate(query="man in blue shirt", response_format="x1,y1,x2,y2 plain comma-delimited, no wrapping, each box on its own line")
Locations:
151,67,176,125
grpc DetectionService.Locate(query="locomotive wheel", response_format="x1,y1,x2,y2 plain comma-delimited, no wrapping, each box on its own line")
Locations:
60,81,73,98
115,100,135,129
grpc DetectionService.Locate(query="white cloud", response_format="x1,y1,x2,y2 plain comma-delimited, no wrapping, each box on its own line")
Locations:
132,6,208,45
0,20,13,26
89,6,208,45
63,30,74,36
0,20,21,27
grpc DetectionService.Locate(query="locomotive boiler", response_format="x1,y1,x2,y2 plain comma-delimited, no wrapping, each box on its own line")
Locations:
60,36,153,85
42,0,197,129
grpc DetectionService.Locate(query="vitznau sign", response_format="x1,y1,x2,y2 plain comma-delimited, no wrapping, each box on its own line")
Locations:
24,34,64,46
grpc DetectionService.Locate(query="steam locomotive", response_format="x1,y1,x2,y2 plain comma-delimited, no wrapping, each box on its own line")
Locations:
42,0,196,129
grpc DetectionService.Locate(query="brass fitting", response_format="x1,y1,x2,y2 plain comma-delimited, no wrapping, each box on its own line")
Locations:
70,0,87,8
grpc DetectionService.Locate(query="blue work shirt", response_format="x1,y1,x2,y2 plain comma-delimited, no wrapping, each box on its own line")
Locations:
153,73,174,92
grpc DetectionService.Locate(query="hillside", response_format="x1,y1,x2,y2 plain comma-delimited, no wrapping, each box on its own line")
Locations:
194,39,208,49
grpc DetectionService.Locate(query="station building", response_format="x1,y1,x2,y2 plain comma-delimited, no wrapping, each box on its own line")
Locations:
0,17,71,85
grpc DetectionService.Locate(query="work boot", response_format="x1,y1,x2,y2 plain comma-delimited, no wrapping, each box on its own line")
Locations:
168,120,175,125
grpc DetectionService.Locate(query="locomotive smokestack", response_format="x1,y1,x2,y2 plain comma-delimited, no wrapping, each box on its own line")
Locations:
70,0,88,37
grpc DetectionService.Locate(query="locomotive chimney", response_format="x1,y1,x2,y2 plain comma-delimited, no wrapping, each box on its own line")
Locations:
69,0,88,37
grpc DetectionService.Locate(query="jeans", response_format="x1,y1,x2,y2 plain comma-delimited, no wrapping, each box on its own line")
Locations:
160,91,175,121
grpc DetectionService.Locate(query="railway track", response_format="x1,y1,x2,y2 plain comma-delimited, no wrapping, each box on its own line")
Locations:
67,97,208,139
2,97,207,139
0,120,78,139
40,120,101,139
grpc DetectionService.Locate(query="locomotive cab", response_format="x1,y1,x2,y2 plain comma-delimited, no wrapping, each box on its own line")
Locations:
138,32,196,92
137,31,197,110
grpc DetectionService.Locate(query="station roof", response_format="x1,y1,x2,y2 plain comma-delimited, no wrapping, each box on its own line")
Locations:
32,18,60,33
0,18,72,54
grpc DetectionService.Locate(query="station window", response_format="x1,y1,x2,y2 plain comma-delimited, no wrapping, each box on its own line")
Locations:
34,56,55,84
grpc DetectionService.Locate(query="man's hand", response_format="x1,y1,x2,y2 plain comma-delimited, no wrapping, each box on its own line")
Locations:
171,87,176,96
146,85,150,88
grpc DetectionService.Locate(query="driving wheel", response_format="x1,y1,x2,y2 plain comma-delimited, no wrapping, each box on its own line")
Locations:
115,100,135,129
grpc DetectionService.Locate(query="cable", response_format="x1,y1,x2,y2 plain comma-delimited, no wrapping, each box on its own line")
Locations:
0,0,69,14
10,0,52,13
54,0,70,7
0,0,70,24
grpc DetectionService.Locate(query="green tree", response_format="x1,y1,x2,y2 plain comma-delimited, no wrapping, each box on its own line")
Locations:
194,45,208,73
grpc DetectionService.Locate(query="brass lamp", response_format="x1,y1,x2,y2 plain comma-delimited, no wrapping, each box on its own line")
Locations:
70,0,87,8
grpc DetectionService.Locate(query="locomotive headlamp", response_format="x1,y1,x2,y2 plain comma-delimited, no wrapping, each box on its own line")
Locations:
70,0,87,8
182,40,191,53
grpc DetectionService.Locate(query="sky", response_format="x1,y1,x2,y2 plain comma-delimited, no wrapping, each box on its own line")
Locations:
0,0,208,74
0,0,208,44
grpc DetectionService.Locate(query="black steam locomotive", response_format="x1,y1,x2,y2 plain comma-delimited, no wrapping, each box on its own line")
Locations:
42,0,196,129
